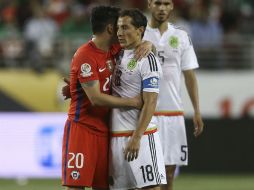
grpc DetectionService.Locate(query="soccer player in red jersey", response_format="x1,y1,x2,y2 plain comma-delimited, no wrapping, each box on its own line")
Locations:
62,6,152,190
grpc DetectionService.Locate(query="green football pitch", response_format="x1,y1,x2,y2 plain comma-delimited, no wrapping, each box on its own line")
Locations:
1,174,254,190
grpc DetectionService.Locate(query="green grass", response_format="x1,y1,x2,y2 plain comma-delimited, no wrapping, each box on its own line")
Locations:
1,174,254,190
174,174,254,190
0,178,62,190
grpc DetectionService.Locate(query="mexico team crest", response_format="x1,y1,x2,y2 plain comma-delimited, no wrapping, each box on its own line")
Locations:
127,59,137,71
169,36,179,48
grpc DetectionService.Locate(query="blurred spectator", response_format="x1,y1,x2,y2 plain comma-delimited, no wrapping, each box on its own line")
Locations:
239,2,254,35
189,0,223,68
209,0,223,22
60,4,91,38
24,6,58,72
0,4,19,39
171,1,192,35
189,0,223,49
46,0,70,26
0,0,253,70
0,3,24,67
221,11,251,69
16,0,33,31
110,0,146,10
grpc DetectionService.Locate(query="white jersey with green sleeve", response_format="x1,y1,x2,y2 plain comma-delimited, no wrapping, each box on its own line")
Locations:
143,23,199,115
111,49,162,134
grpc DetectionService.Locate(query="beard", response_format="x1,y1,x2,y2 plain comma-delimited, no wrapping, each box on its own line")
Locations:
153,13,170,24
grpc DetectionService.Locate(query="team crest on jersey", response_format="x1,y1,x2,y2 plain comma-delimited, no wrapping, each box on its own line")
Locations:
71,170,80,180
106,60,114,72
80,63,93,77
127,59,137,71
169,36,179,48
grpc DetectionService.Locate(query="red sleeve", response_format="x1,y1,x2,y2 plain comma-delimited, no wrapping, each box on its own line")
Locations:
72,49,99,83
110,43,122,56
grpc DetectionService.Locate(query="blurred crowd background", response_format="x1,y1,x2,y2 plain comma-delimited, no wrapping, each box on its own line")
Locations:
0,0,254,74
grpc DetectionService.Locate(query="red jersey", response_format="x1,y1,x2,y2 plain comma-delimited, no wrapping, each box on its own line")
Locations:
68,40,120,135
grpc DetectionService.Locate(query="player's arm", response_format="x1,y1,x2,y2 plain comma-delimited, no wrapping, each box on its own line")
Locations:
183,69,204,137
81,80,141,109
134,92,158,141
124,92,158,162
124,54,161,161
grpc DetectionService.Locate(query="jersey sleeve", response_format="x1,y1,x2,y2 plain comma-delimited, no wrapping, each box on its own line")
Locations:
73,49,99,83
139,53,162,93
181,32,199,71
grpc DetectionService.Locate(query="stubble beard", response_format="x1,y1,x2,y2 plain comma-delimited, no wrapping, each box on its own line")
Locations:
153,12,170,25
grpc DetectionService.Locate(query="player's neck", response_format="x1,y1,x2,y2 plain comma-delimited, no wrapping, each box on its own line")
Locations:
149,19,168,35
125,39,141,50
92,36,111,52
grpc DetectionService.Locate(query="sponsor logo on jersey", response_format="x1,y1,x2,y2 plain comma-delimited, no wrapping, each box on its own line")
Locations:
99,67,106,72
80,63,93,77
169,36,179,48
127,59,137,71
71,170,80,180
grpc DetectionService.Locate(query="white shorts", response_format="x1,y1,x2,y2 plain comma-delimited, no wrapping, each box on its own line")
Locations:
155,116,188,166
109,132,167,190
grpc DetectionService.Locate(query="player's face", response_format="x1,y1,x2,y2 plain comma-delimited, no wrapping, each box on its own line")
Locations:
117,16,143,49
148,0,173,23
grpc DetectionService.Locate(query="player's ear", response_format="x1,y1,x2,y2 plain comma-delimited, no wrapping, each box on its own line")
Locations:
170,0,174,10
138,26,145,36
107,24,114,35
148,0,152,8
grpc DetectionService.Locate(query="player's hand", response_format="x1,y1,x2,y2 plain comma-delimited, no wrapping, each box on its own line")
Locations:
134,41,153,61
124,136,141,162
62,77,71,100
132,94,143,109
193,112,204,137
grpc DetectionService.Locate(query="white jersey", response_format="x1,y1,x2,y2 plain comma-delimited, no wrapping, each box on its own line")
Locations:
143,23,199,115
111,49,162,134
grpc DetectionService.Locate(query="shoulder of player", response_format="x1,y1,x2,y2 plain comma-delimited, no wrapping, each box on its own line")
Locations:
71,53,96,72
169,23,193,46
139,52,158,61
170,23,189,37
76,43,92,55
139,53,159,69
72,44,95,63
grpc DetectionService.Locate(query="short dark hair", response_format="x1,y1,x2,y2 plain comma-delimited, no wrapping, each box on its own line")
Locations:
90,6,120,34
119,9,147,38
